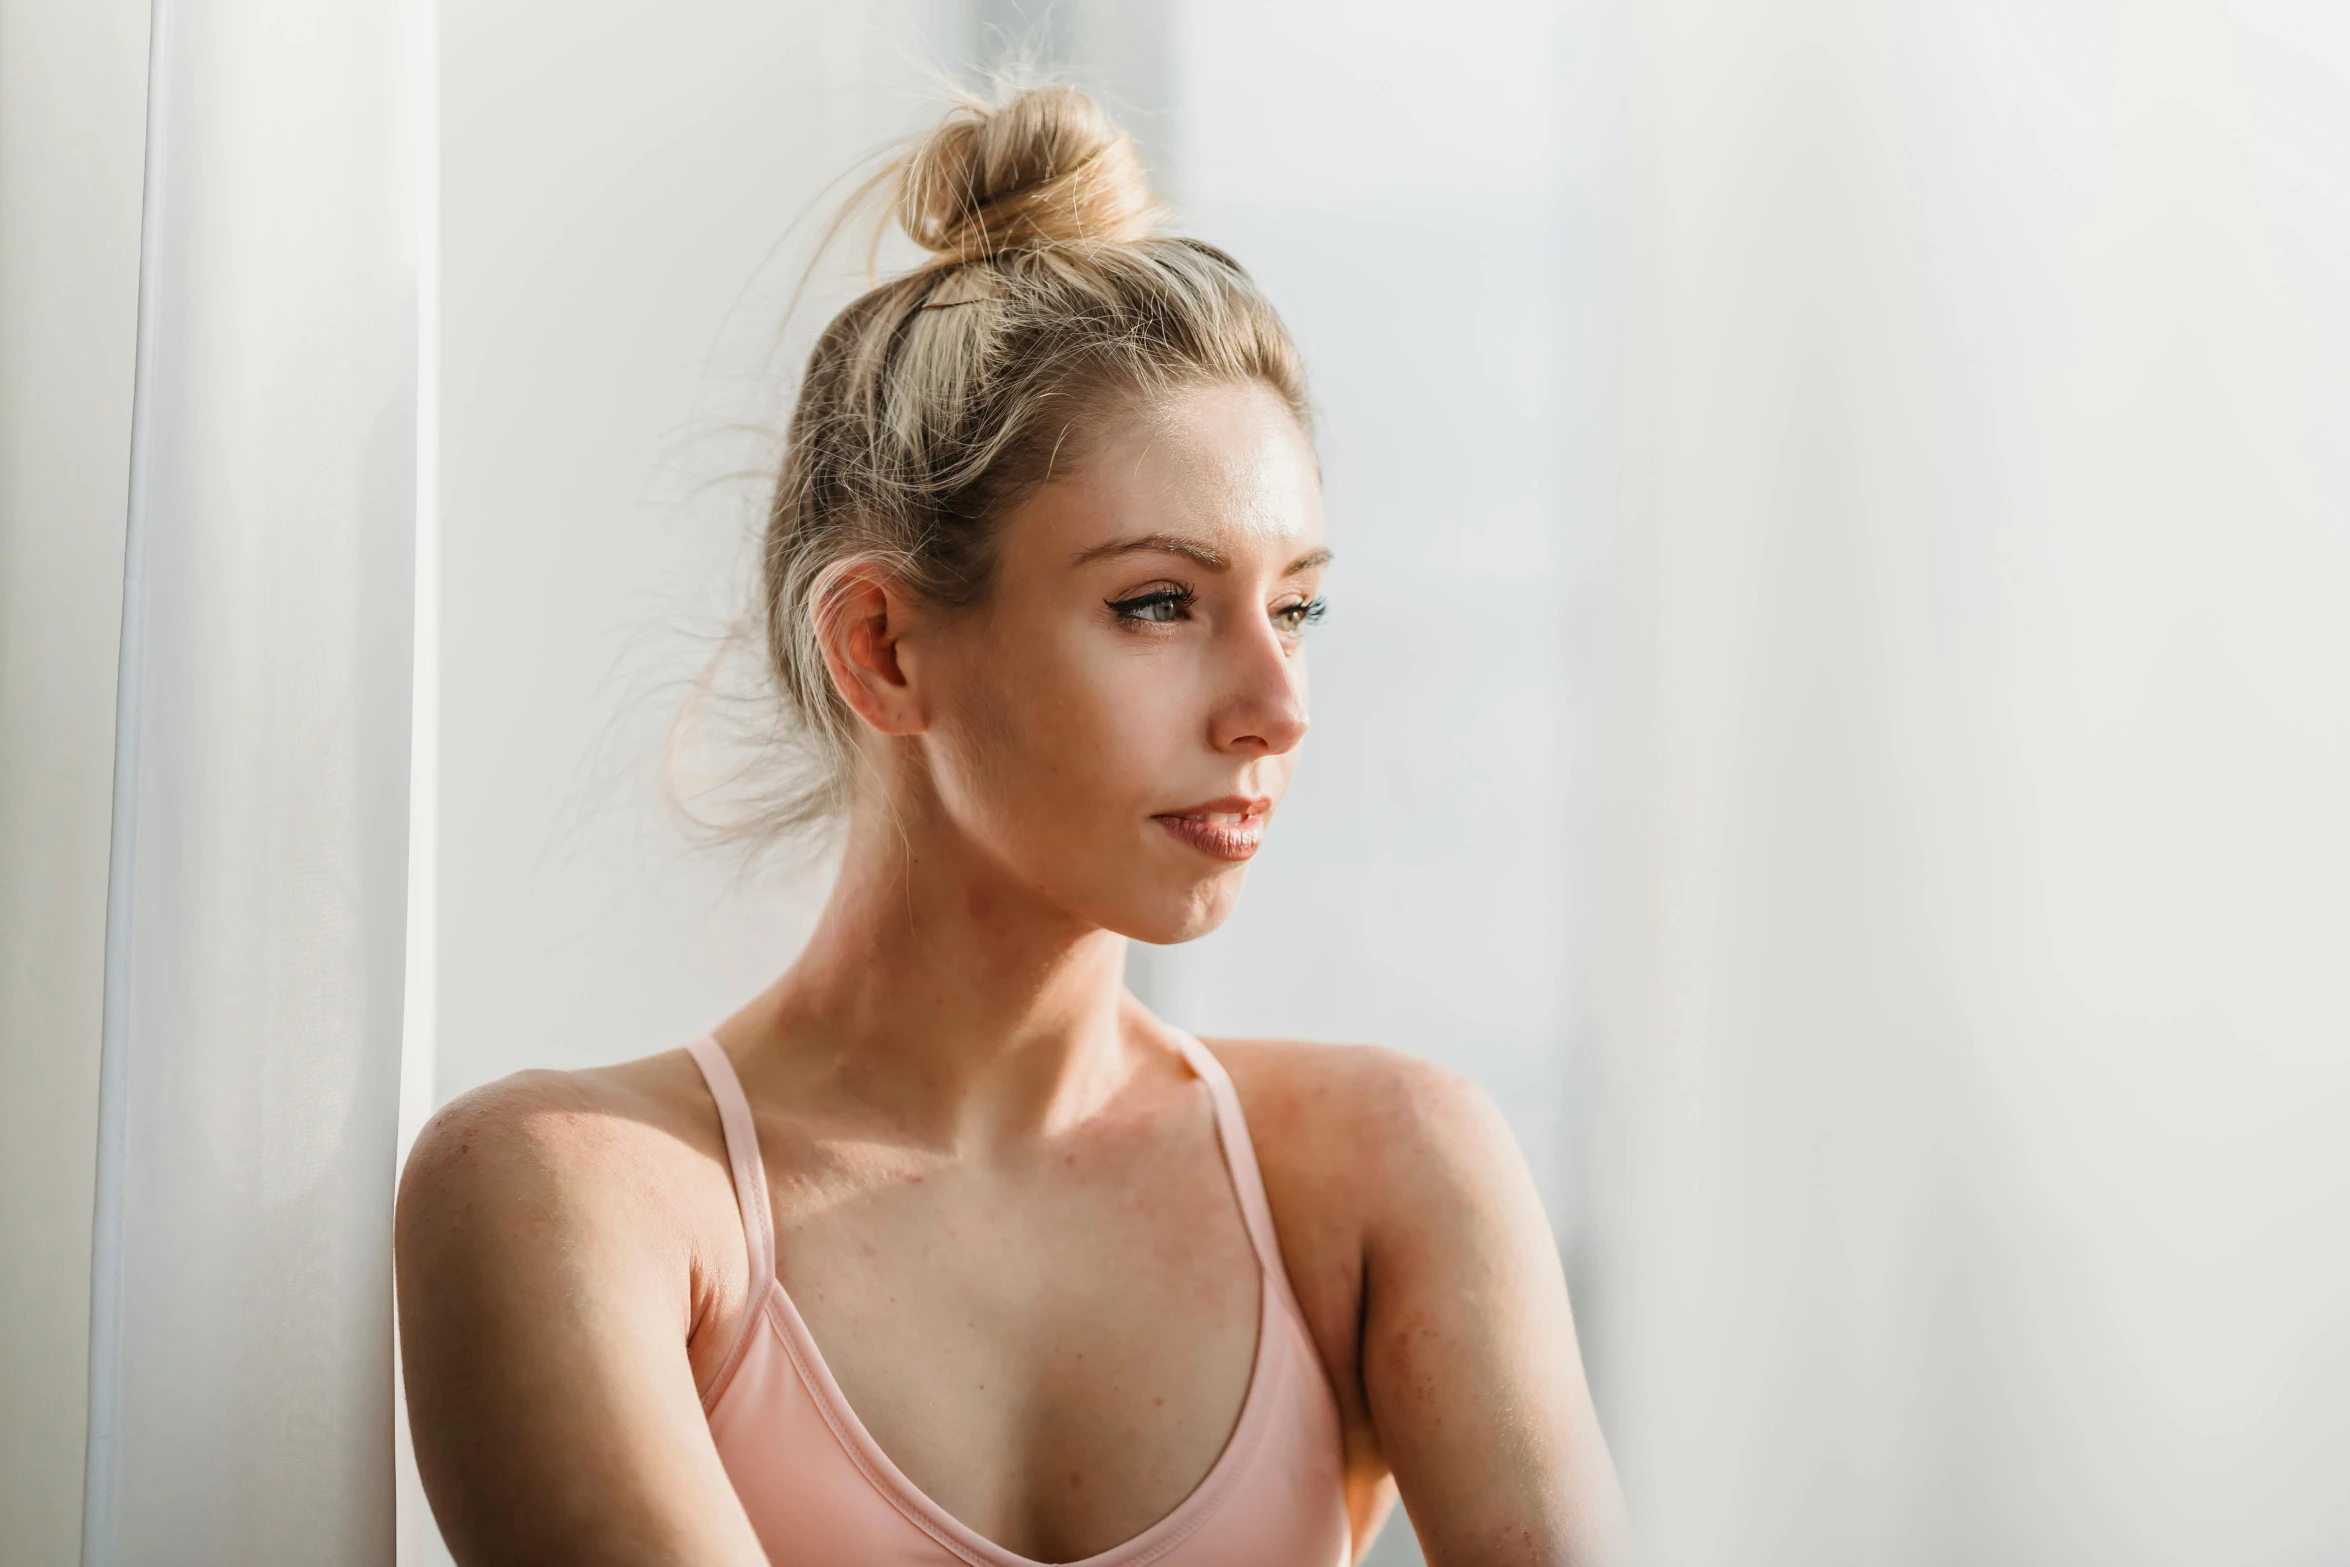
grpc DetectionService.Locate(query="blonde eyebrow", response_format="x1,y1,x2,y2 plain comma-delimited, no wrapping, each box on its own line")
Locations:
1073,533,1231,570
1073,534,1333,576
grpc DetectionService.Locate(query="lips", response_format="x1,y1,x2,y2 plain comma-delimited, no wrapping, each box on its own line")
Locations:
1152,796,1272,862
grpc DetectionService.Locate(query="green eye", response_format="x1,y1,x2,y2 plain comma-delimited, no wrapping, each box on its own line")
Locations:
1274,596,1328,634
1109,589,1193,623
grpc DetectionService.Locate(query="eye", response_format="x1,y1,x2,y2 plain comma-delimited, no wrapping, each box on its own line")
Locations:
1107,587,1195,624
1272,595,1328,635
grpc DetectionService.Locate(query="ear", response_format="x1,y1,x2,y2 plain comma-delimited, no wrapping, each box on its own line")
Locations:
814,561,929,738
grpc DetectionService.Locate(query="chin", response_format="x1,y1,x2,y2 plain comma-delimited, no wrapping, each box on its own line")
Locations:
1112,868,1248,947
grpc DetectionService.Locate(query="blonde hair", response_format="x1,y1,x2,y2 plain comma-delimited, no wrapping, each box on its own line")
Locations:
741,83,1312,841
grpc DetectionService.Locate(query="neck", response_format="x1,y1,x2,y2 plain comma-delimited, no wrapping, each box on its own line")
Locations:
725,799,1147,1148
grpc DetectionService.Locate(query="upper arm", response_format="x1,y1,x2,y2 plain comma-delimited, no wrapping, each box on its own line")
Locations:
394,1077,764,1567
1351,1056,1629,1567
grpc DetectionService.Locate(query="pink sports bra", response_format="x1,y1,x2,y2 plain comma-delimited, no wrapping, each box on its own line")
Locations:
684,1032,1353,1567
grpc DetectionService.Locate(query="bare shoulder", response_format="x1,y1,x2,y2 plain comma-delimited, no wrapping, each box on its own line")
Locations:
396,1050,773,1566
1193,1038,1529,1406
395,1049,734,1285
1200,1036,1511,1206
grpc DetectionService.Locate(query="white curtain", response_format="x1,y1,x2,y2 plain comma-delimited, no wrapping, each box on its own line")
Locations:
82,0,430,1560
0,2,146,1563
1580,1,2350,1560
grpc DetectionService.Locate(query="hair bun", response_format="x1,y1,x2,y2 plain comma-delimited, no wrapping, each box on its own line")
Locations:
899,84,1160,262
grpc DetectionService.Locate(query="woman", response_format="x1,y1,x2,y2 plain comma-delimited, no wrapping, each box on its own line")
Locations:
397,84,1626,1567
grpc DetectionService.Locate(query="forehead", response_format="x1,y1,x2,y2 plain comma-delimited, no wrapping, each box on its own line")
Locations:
1018,380,1324,566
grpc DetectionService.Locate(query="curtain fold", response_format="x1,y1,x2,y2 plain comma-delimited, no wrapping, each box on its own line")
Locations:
84,0,429,1560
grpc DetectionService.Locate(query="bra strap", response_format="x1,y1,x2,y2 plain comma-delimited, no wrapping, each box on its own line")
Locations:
685,1035,775,1406
1171,1030,1309,1323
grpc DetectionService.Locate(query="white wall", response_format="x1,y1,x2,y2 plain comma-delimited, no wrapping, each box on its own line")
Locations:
1148,0,1602,1233
0,1,149,1561
433,0,970,1104
426,16,962,1563
1146,15,1601,1557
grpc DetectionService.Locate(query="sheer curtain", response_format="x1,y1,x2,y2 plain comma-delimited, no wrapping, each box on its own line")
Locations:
0,0,146,1560
80,0,431,1560
1580,1,2350,1559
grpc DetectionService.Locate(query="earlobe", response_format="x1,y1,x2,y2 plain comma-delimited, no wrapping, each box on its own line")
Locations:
815,565,927,737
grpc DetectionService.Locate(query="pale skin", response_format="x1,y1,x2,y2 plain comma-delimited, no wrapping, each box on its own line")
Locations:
396,380,1630,1565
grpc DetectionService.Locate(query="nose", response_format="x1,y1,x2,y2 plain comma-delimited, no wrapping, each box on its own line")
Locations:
1208,610,1310,758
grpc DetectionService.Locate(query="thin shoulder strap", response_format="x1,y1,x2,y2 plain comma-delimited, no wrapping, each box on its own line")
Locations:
1171,1030,1308,1321
685,1035,775,1406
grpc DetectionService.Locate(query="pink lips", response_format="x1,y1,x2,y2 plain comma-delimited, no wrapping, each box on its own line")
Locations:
1152,796,1272,862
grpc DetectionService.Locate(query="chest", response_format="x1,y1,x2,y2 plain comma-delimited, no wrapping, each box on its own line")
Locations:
761,1114,1265,1561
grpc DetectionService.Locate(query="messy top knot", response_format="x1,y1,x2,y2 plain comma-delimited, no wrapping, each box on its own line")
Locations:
727,83,1310,845
899,84,1161,261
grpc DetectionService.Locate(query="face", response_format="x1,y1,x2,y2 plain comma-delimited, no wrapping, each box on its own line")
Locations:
900,379,1327,944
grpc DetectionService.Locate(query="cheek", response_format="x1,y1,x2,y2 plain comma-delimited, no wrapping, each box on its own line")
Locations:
937,623,1183,828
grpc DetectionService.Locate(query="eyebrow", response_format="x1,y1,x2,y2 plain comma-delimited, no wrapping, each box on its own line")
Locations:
1073,533,1333,576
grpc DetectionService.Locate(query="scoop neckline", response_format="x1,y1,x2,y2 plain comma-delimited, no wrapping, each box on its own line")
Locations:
752,1256,1282,1567
726,1039,1288,1567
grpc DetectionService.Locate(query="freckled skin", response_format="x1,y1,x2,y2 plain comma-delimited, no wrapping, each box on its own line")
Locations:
395,382,1627,1567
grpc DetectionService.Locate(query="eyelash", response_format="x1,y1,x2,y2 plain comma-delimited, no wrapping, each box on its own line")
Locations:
1104,588,1329,635
1274,596,1329,635
1107,587,1195,624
